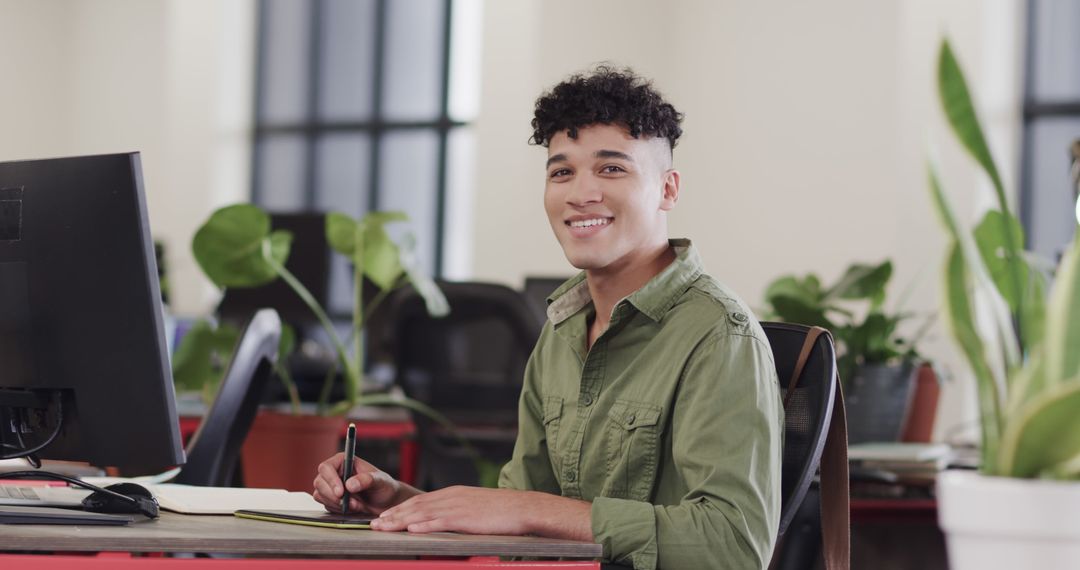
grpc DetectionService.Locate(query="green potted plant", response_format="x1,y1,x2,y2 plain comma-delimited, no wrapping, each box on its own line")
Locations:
930,38,1080,569
762,260,936,443
182,204,498,491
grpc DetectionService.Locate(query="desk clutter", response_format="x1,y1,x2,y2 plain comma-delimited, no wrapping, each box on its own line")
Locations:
849,442,958,499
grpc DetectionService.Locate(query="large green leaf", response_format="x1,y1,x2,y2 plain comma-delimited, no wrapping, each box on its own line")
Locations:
192,204,291,288
769,294,834,330
943,242,1002,470
928,162,1021,373
825,261,892,305
857,312,903,362
1021,264,1048,357
325,212,360,257
938,39,1026,345
171,319,241,401
398,233,449,317
765,275,824,307
361,220,405,291
1045,230,1080,388
325,211,407,291
938,40,1007,212
999,377,1080,478
974,211,1027,312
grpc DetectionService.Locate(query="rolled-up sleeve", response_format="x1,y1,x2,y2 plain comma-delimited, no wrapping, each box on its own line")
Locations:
591,331,783,569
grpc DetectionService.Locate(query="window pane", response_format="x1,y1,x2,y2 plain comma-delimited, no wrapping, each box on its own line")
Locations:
378,130,440,275
448,0,482,121
256,135,307,211
315,133,371,218
318,0,377,122
327,254,355,315
1026,117,1080,260
382,0,445,121
1031,0,1080,101
442,127,475,279
258,0,311,123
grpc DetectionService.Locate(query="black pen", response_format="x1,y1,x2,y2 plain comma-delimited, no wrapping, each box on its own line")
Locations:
341,423,357,515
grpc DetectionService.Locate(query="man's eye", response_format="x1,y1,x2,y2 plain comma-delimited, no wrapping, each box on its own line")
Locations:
601,165,625,174
549,169,571,179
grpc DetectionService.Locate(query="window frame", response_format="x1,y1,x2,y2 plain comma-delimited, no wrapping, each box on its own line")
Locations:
250,0,466,276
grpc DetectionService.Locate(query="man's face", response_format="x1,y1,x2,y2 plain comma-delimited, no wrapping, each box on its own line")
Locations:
544,123,678,274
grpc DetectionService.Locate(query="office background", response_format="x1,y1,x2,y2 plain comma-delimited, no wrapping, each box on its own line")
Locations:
0,0,1075,448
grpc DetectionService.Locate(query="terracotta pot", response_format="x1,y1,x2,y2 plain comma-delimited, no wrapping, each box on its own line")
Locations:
901,363,940,442
240,411,345,491
939,470,1080,569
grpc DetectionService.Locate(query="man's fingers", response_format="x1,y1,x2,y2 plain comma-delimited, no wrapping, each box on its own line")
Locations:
313,477,341,505
406,519,450,534
317,460,345,494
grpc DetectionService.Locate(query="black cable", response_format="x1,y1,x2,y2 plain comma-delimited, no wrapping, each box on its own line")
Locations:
2,470,158,519
0,394,63,462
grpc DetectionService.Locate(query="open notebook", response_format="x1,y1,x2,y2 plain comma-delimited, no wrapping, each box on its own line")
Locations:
0,480,321,515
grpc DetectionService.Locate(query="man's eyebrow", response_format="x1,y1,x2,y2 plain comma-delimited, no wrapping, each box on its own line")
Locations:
595,149,634,162
545,153,568,169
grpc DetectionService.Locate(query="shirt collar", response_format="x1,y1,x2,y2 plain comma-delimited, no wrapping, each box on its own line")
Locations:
546,238,705,325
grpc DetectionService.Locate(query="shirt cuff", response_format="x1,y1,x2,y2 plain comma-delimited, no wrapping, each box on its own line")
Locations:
591,496,657,569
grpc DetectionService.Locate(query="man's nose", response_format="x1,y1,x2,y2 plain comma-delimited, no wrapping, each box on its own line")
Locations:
566,175,602,206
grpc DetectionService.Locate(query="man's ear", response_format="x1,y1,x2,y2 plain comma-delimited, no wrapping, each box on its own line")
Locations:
659,169,680,211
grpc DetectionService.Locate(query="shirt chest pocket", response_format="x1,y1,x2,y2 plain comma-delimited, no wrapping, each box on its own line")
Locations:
602,399,663,501
542,396,564,473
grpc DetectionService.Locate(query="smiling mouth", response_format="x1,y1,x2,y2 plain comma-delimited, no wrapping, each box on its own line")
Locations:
567,217,613,228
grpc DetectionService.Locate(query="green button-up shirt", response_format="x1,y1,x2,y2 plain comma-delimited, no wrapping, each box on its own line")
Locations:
499,239,783,569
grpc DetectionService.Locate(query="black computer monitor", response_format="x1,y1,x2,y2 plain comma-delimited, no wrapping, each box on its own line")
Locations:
0,152,185,475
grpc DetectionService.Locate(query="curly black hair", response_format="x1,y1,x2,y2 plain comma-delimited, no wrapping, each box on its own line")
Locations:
530,65,683,150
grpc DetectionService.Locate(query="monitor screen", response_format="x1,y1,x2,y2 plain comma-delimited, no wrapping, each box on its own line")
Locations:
0,153,185,475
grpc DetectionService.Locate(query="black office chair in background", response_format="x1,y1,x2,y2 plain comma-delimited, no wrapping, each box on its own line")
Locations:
174,309,281,487
384,281,542,489
762,321,848,570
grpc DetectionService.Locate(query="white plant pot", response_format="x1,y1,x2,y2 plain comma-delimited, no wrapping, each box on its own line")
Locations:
938,470,1080,570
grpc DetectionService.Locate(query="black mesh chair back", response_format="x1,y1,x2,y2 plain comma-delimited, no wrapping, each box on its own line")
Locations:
387,281,541,426
385,281,542,487
174,309,281,487
762,321,838,536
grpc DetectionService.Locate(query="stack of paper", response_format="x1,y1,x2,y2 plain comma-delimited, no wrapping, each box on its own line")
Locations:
849,443,953,498
82,478,322,515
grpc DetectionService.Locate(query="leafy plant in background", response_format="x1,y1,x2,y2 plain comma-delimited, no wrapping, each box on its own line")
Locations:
762,260,929,382
175,204,502,486
930,38,1080,478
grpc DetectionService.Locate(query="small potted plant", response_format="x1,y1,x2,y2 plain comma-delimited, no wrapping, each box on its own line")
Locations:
762,260,937,443
930,38,1080,569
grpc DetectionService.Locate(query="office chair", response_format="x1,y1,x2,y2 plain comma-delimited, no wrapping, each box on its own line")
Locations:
174,309,281,487
384,281,542,489
521,275,571,329
762,321,849,570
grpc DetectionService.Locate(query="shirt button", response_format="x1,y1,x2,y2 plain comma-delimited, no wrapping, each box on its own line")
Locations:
627,414,636,425
581,394,593,406
566,470,577,482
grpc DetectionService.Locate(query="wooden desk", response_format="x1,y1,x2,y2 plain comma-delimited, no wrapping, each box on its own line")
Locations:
0,512,600,566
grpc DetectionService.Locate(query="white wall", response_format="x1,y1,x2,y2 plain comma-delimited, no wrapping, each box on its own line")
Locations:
470,0,1026,442
0,0,1026,441
0,0,254,316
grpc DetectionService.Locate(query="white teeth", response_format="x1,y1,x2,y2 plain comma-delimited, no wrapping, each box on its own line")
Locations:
569,218,610,228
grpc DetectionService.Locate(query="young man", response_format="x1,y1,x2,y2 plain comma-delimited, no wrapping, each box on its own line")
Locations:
313,67,784,569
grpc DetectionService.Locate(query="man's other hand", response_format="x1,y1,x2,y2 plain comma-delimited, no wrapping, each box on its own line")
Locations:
370,486,592,541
